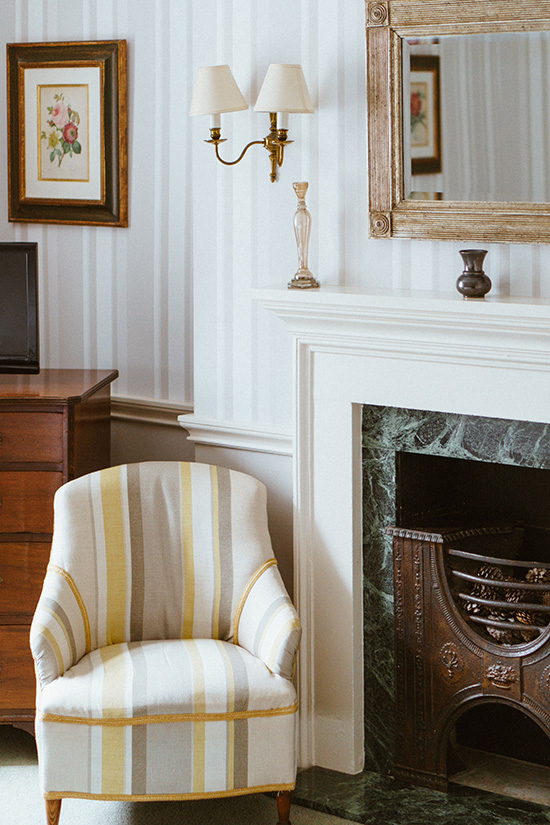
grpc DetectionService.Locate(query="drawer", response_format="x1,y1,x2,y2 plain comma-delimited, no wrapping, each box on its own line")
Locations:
0,472,63,533
0,542,51,622
0,412,64,463
0,625,36,710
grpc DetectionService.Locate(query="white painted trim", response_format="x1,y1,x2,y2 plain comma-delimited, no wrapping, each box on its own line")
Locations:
255,285,550,372
259,284,550,776
112,397,193,428
178,413,293,456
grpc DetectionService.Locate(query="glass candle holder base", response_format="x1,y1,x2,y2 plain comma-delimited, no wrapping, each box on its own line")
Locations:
288,269,320,289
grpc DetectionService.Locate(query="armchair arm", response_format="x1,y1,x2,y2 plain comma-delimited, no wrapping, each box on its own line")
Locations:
30,564,91,689
234,559,301,680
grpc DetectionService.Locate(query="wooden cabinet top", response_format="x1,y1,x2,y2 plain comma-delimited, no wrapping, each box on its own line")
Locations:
0,369,118,403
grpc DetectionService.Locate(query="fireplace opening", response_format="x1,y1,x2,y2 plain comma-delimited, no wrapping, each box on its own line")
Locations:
447,703,550,805
396,450,550,531
397,451,550,648
390,448,550,801
453,703,550,767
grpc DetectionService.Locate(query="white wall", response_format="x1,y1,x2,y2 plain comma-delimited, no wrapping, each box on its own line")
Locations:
0,0,194,407
3,0,549,438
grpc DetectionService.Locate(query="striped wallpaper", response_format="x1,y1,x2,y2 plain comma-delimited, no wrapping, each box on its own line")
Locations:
1,1,550,438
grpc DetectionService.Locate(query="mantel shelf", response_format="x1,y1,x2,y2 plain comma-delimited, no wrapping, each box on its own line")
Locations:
254,284,550,319
254,286,550,360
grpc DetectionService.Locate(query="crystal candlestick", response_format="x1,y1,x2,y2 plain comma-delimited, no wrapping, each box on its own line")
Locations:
288,182,320,289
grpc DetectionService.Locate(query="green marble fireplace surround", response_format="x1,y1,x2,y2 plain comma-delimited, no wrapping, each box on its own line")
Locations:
292,405,550,824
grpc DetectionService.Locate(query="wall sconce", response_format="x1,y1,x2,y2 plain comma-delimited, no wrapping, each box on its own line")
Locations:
190,63,314,182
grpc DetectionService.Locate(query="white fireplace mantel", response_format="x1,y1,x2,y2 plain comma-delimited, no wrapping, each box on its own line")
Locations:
256,285,550,775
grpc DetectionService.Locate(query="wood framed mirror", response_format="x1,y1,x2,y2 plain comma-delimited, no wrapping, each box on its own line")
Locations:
366,0,550,242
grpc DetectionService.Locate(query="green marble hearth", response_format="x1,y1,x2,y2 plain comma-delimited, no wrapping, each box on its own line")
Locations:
293,766,550,824
361,405,550,776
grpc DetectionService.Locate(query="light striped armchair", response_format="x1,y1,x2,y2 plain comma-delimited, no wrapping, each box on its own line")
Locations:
30,462,301,825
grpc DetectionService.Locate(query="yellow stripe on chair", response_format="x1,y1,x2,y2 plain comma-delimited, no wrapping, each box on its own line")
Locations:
267,617,302,674
187,640,206,792
211,466,222,640
181,463,195,638
101,467,127,645
100,645,128,795
40,605,75,664
48,565,92,654
31,624,65,678
218,641,236,789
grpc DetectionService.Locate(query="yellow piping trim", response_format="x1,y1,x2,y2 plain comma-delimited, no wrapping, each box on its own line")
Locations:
233,558,278,646
38,700,298,727
44,783,295,802
39,700,298,727
48,565,91,654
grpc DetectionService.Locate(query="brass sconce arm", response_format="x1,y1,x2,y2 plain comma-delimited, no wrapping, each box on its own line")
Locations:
206,133,264,166
206,113,293,183
191,64,313,182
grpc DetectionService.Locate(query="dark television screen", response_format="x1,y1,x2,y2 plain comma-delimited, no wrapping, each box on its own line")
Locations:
0,242,39,374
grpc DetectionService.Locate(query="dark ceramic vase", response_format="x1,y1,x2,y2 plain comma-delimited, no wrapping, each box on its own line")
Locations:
456,249,492,299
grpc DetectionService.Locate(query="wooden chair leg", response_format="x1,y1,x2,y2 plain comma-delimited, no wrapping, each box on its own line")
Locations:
46,798,62,825
276,790,291,825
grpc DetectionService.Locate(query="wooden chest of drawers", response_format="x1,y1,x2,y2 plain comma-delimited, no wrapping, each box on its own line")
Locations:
0,369,118,733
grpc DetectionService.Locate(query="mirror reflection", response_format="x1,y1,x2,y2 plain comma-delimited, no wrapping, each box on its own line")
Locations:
403,31,550,203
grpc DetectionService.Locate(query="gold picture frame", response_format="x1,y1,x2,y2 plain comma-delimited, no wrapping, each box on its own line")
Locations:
7,40,128,226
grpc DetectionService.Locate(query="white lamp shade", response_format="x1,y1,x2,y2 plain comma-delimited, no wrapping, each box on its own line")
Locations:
189,65,248,116
254,64,314,114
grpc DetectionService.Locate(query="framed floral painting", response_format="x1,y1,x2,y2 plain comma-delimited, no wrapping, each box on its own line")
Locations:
410,54,441,175
7,40,127,226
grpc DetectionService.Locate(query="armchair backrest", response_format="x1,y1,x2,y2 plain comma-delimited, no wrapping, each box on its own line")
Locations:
44,462,275,653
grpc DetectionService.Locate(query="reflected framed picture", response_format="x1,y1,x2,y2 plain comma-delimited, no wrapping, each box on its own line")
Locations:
408,190,443,200
410,55,441,175
7,40,127,226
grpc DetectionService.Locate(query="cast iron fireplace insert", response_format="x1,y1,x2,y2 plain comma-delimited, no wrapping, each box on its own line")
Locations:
388,450,550,793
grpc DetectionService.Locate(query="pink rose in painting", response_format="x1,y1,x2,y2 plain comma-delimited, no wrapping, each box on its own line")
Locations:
410,91,422,118
62,122,78,144
51,101,69,128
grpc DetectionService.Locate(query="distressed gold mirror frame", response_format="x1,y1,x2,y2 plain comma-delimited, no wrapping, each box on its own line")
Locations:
366,0,550,243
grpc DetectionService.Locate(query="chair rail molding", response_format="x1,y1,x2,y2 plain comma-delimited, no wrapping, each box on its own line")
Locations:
179,414,293,456
112,396,193,427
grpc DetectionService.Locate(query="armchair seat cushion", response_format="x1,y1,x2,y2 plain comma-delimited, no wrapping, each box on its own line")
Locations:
36,638,298,800
38,638,297,722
